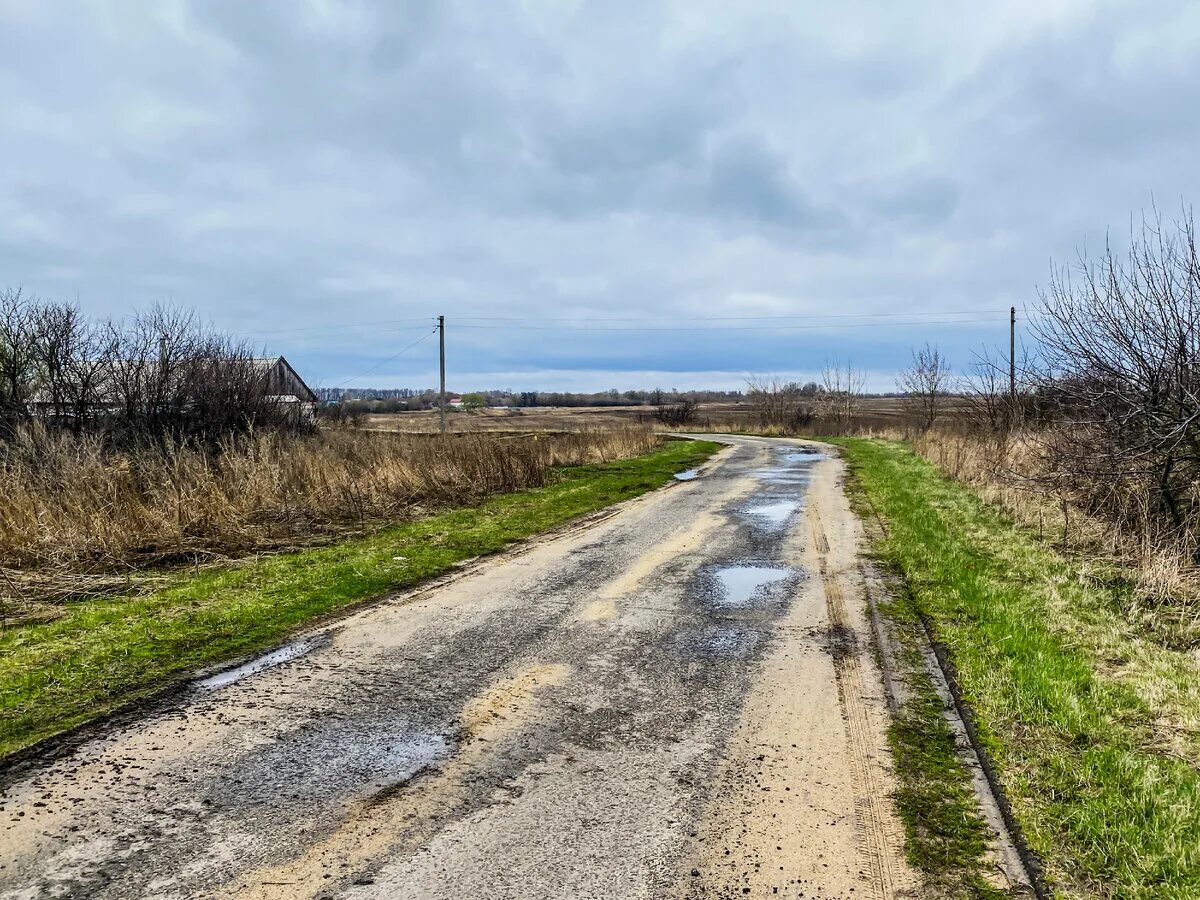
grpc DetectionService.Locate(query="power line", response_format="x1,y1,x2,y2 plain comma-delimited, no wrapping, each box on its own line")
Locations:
451,317,1009,333
250,318,436,337
253,308,1045,339
331,327,439,388
453,309,1010,323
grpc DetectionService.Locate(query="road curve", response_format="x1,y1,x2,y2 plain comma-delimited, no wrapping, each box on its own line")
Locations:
0,435,915,899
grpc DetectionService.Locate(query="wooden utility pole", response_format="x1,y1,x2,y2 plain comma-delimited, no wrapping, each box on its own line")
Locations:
438,315,446,434
1009,306,1017,422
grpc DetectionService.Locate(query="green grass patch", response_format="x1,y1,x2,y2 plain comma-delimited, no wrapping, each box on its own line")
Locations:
833,438,1200,900
839,458,1010,898
0,438,720,758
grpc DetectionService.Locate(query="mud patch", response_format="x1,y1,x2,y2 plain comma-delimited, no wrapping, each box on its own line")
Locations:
684,625,763,658
218,717,449,805
195,635,326,689
818,623,861,663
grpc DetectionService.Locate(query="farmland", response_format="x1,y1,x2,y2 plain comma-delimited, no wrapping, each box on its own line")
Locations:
362,395,918,434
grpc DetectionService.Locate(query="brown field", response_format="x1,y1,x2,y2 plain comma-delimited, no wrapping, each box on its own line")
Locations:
365,397,918,434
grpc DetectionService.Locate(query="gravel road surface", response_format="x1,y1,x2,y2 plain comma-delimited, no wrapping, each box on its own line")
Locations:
0,436,915,899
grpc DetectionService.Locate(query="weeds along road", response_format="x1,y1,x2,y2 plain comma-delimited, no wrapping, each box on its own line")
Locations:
0,436,915,900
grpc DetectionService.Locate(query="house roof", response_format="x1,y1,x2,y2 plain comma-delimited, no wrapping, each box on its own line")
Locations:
256,356,318,404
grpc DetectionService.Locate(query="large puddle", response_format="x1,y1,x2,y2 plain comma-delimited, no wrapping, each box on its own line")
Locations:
742,499,801,529
751,444,827,486
196,636,324,690
783,449,827,463
711,564,794,607
674,468,700,481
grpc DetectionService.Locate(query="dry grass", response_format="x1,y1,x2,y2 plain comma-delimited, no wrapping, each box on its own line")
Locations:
912,427,1200,648
0,424,657,616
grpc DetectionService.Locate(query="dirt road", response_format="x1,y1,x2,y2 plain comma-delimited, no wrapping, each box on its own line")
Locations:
0,436,916,899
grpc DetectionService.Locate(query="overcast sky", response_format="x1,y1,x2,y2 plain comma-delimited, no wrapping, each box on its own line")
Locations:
4,1,1200,392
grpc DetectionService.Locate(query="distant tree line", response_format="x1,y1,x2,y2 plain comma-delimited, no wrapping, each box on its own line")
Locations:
319,386,751,409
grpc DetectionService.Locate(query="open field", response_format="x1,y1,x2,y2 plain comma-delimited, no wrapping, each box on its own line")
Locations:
0,438,718,757
364,396,922,434
838,437,1200,898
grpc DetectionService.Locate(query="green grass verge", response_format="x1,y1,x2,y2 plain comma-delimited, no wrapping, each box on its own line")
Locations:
0,438,720,758
839,453,1010,898
832,438,1200,899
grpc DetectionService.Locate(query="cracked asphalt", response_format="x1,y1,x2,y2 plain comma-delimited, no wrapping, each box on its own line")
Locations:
0,435,915,899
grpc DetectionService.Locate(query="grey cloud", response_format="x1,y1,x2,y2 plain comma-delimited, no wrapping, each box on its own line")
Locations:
3,1,1200,389
870,176,959,226
702,136,840,230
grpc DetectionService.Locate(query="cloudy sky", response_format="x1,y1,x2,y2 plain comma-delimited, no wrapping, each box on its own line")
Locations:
3,1,1200,392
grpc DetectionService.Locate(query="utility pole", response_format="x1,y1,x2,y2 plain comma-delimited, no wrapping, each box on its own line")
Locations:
438,315,446,434
1009,305,1017,424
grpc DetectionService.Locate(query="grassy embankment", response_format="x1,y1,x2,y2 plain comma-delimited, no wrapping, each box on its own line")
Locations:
0,438,719,758
834,438,1200,900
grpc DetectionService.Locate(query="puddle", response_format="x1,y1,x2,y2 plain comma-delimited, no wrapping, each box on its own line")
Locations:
674,468,700,481
753,467,812,485
712,564,794,607
783,450,827,462
196,636,324,689
742,499,801,528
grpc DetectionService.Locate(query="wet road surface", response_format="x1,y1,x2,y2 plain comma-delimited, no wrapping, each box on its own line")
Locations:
0,436,915,899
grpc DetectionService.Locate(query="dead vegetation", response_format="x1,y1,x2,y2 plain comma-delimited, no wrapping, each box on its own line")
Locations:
0,425,657,620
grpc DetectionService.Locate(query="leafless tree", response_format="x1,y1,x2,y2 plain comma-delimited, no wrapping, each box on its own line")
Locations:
897,343,952,431
746,376,815,431
1033,208,1200,540
0,289,40,438
819,359,866,433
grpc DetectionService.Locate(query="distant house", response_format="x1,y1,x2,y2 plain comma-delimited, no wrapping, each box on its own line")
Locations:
255,356,318,423
447,395,464,409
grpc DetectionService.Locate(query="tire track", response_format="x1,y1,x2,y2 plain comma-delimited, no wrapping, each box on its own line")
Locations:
810,506,906,900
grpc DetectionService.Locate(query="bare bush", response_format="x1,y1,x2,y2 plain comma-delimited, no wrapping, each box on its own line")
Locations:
897,343,952,431
0,292,294,448
1034,210,1200,544
654,399,699,427
746,377,816,432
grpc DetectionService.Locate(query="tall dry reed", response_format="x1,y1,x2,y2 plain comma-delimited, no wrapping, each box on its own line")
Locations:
1,425,657,609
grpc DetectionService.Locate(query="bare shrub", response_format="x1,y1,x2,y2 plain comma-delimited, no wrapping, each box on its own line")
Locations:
0,292,293,449
1034,210,1200,546
746,377,816,432
654,399,699,427
897,343,952,432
